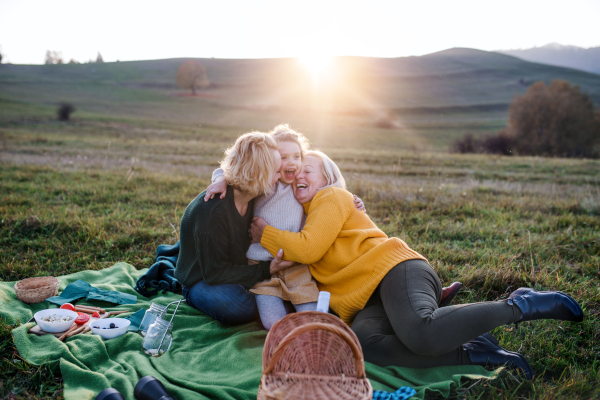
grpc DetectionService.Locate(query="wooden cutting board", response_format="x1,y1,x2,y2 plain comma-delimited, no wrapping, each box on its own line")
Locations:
28,313,108,337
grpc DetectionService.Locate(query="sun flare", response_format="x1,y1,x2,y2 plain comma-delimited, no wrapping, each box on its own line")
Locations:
299,55,332,76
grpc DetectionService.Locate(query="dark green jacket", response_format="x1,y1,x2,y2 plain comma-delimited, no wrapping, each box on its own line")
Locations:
174,186,271,289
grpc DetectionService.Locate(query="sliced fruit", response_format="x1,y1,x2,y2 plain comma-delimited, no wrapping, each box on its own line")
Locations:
59,303,75,311
92,311,101,318
74,312,91,325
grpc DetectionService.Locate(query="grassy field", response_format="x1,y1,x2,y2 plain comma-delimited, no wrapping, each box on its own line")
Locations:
2,48,600,154
1,52,600,398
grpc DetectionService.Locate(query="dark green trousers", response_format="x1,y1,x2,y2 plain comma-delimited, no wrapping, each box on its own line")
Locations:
351,259,521,368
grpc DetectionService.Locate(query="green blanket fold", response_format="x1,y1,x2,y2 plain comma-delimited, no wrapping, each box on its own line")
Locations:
0,263,499,400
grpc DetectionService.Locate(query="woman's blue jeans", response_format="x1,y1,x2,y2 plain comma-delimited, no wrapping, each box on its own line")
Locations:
182,280,258,325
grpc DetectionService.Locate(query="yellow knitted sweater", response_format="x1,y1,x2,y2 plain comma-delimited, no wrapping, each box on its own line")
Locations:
261,186,426,325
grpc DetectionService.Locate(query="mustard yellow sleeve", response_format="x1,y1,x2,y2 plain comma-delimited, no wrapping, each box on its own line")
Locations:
261,189,349,264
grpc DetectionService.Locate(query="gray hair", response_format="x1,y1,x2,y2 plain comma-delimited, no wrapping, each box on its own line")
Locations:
304,150,346,190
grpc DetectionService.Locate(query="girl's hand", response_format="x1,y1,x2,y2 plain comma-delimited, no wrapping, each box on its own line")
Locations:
269,249,295,274
250,217,268,243
204,176,227,202
354,195,366,213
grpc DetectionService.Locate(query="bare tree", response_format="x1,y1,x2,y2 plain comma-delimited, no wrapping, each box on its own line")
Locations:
96,52,104,63
44,50,64,65
176,60,210,95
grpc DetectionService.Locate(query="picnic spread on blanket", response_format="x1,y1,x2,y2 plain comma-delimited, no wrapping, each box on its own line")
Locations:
1,262,500,400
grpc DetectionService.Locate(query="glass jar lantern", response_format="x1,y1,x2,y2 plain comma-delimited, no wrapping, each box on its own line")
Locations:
139,302,167,337
141,299,183,357
142,318,173,357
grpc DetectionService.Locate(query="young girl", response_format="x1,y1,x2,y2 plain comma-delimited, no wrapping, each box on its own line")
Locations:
205,125,365,330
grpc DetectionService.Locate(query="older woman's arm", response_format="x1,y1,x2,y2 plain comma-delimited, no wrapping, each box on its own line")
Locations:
255,189,351,264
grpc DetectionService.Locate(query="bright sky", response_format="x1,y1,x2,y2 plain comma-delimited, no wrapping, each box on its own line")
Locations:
1,0,599,64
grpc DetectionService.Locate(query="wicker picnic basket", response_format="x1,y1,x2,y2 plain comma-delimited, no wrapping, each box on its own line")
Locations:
14,276,59,304
257,311,372,400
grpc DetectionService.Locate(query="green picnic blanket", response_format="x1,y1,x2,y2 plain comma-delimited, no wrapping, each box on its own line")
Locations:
0,263,499,399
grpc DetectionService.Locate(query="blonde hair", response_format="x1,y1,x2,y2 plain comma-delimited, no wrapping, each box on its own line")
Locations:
304,150,346,190
268,124,310,157
220,131,279,197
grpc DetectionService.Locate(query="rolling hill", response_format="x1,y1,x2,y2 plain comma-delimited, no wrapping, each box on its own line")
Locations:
499,43,600,75
1,47,599,150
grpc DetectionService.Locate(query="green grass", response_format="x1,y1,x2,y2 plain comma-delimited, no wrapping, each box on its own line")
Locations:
1,51,600,398
1,124,599,397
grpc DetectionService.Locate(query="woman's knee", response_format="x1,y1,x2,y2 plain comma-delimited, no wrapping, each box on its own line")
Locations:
381,260,442,306
186,280,258,325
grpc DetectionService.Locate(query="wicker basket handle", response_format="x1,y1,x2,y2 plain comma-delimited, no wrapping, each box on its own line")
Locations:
263,322,366,379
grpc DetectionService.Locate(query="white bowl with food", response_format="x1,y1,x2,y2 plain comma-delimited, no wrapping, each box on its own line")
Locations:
34,309,78,333
90,318,130,340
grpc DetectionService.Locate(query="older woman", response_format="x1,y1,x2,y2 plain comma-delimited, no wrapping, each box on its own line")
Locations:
251,150,584,377
175,131,294,325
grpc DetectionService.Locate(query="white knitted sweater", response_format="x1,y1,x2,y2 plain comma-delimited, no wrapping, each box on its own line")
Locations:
211,170,304,261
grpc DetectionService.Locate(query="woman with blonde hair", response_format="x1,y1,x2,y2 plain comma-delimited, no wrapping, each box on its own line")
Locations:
174,131,295,325
203,126,371,330
251,150,583,377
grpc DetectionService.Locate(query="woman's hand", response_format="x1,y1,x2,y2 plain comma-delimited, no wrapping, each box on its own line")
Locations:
354,195,366,213
204,176,227,202
270,249,295,274
250,217,268,243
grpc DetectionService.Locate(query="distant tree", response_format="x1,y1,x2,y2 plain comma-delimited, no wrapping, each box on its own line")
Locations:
508,80,600,157
452,133,479,153
57,103,75,121
176,60,209,95
0,52,3,64
481,130,513,155
451,131,514,155
45,50,64,65
96,52,104,63
68,59,80,64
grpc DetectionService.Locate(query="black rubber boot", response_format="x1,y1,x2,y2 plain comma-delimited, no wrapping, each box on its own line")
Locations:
464,333,534,380
508,288,584,323
480,332,499,346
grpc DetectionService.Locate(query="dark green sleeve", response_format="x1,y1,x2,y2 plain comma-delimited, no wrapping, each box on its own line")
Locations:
194,208,271,289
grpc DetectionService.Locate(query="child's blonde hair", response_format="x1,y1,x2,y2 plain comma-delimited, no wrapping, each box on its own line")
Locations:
268,124,310,157
221,131,279,197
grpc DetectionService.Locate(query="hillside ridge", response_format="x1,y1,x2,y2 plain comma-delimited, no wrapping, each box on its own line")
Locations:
1,48,599,116
498,43,600,75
